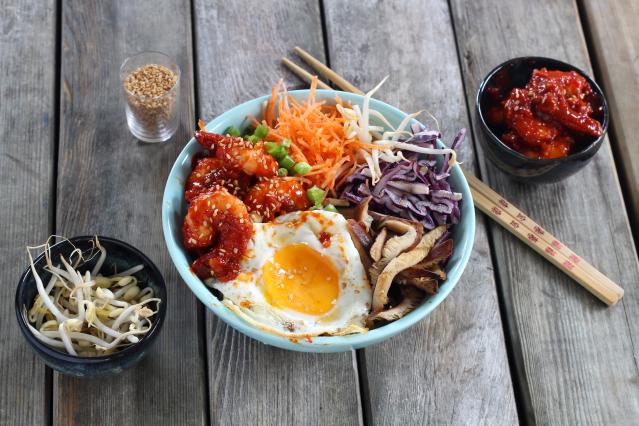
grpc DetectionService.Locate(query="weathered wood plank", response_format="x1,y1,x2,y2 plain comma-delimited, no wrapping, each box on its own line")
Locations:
193,1,362,424
322,1,518,424
53,1,206,425
580,0,639,234
450,0,639,423
0,1,55,425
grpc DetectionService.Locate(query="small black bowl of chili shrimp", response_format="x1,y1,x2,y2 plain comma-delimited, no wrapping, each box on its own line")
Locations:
476,56,609,183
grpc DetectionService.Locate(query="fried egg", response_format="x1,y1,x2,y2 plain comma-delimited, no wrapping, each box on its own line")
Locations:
209,210,371,337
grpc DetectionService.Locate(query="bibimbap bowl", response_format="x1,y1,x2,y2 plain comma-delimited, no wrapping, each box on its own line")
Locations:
162,90,475,352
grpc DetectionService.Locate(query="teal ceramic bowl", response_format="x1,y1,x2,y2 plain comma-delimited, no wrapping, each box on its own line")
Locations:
162,90,475,352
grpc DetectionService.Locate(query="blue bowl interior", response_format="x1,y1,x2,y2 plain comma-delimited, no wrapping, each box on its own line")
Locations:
162,90,475,352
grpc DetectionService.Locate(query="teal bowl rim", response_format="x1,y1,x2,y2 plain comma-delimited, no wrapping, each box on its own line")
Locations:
162,90,475,352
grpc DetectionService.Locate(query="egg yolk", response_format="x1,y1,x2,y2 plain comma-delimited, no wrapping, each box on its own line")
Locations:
262,244,339,315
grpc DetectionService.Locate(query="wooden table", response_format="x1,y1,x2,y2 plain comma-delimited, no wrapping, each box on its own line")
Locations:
2,0,638,424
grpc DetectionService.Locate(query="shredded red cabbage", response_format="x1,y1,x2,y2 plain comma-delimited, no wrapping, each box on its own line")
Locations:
339,125,465,230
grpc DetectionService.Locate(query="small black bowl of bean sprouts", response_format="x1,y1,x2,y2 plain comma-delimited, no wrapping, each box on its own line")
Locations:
15,236,166,377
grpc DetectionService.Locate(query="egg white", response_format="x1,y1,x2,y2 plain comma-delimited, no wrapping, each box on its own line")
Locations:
208,210,371,337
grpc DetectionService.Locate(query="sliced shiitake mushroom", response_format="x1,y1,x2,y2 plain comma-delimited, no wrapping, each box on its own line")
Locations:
346,219,372,249
426,265,446,281
366,286,423,327
369,227,388,262
371,225,447,313
377,217,423,260
346,219,373,273
396,274,439,295
368,257,388,293
354,196,374,232
400,265,447,282
413,239,453,270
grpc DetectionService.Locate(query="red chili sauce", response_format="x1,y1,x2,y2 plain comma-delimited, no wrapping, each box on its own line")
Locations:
318,231,332,248
485,68,604,159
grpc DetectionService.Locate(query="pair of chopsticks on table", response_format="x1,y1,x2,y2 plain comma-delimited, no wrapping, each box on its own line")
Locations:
282,47,624,306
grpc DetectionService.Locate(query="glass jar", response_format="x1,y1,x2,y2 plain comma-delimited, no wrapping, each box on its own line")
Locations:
120,51,180,142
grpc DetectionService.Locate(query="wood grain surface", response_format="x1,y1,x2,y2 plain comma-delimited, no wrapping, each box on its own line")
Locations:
193,1,362,424
322,1,518,424
450,0,639,423
4,0,639,424
0,1,56,425
580,0,639,234
53,1,207,425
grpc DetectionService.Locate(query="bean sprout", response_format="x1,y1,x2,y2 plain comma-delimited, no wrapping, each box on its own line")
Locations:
25,237,160,357
336,78,458,184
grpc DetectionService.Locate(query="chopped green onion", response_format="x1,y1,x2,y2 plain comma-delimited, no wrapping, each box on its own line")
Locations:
307,186,325,205
264,142,287,160
323,204,338,213
254,124,269,139
279,155,295,170
293,162,311,176
277,168,288,177
223,126,241,137
265,141,280,155
281,138,292,149
247,135,259,145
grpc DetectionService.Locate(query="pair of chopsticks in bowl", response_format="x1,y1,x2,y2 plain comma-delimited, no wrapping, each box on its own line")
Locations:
282,47,624,306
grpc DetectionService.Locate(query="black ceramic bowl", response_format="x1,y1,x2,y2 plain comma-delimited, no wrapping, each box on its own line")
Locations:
476,57,609,183
15,236,167,377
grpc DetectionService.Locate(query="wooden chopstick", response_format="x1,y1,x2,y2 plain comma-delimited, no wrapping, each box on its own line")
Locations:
466,175,623,305
463,171,623,303
282,49,624,305
293,47,365,95
281,58,332,90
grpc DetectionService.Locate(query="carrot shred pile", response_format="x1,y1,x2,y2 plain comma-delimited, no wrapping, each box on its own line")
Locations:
261,77,375,191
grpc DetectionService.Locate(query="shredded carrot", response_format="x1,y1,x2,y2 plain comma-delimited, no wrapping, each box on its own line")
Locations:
265,79,282,126
262,76,373,191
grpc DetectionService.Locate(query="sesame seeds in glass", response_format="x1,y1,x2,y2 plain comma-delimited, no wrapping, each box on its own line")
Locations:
120,51,181,143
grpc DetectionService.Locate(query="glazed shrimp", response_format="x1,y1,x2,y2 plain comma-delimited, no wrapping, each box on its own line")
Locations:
244,179,311,222
183,188,253,281
195,131,278,177
185,157,252,201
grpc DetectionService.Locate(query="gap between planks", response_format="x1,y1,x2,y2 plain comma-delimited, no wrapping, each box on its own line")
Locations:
574,0,639,394
316,1,369,423
574,0,639,250
444,0,537,420
45,0,64,425
188,0,213,423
